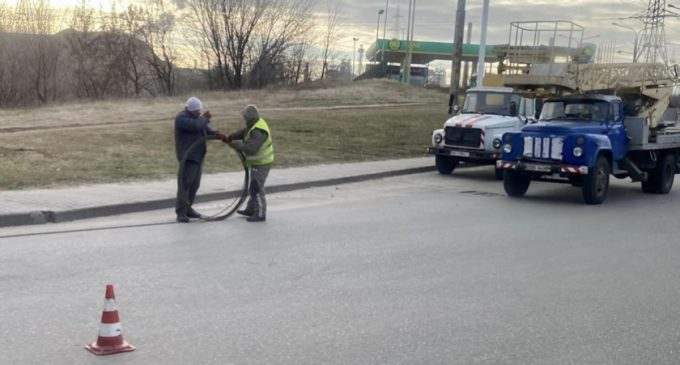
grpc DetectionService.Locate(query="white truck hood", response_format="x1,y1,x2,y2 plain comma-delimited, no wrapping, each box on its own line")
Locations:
444,113,519,130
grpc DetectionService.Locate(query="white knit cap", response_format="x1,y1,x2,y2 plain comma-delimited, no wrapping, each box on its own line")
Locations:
185,97,203,112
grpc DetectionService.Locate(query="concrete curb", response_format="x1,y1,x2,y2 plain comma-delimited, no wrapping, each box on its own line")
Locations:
0,165,435,228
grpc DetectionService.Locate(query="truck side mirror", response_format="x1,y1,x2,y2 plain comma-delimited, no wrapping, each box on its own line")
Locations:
452,104,460,114
509,102,518,117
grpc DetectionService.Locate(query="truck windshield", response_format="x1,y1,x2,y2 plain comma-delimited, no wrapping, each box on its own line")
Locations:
540,100,610,122
463,92,521,116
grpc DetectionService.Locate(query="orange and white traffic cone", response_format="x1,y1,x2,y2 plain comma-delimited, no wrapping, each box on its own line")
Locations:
85,284,136,356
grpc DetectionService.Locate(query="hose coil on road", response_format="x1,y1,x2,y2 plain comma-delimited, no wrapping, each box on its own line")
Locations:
178,135,250,221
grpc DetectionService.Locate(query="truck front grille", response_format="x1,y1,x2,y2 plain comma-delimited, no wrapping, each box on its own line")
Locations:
445,127,483,148
523,136,563,160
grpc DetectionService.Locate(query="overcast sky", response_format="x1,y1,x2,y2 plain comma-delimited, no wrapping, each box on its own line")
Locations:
31,0,680,62
333,0,677,62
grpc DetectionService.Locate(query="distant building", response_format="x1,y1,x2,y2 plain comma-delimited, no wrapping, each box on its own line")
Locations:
326,59,353,81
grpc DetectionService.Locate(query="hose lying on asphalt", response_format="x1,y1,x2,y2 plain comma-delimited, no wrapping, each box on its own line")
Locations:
178,135,250,221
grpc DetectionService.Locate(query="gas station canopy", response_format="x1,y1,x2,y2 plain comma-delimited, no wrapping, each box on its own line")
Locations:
366,38,594,66
366,38,501,65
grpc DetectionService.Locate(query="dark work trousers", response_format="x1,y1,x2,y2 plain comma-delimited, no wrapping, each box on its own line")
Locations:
246,166,270,218
176,160,203,217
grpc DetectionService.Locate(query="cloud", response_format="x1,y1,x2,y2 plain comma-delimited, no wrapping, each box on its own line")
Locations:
333,0,672,62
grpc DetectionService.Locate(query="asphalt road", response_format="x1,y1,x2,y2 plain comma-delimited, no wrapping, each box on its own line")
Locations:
2,166,680,364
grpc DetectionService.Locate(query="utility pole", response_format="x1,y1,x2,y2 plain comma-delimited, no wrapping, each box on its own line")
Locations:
383,0,390,41
637,0,672,65
403,0,416,84
476,0,490,87
358,44,365,75
448,0,466,114
462,22,473,88
352,37,359,77
381,0,390,69
376,9,384,44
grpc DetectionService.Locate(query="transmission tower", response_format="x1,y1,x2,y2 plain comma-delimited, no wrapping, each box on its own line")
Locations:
636,0,671,64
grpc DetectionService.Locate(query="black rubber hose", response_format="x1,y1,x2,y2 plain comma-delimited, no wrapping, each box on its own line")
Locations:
178,135,250,222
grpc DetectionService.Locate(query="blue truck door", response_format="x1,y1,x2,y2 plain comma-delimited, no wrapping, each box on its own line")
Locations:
607,101,629,160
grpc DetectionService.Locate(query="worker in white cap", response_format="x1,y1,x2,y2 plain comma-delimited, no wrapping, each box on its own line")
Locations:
174,97,227,223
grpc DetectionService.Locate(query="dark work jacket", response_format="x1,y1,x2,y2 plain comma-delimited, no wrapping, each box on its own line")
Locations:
228,127,267,156
174,110,216,162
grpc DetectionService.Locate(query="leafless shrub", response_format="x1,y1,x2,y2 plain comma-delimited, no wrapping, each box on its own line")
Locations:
186,0,315,90
320,0,341,80
138,0,177,95
0,0,60,105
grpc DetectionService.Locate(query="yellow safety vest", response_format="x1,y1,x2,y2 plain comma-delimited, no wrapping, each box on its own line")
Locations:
245,118,274,166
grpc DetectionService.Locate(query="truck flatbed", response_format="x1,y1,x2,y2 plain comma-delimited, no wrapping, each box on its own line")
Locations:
625,116,680,151
504,63,676,92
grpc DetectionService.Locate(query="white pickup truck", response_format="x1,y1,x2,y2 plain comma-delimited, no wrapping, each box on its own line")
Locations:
428,87,537,179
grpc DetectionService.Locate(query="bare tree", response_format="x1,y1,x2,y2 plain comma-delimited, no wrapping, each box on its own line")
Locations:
64,2,149,99
248,0,314,87
65,2,105,98
187,0,268,89
140,0,177,95
186,0,315,89
12,0,60,103
288,39,312,84
117,5,151,96
100,4,138,97
0,1,9,104
0,1,8,32
186,0,228,88
320,0,341,80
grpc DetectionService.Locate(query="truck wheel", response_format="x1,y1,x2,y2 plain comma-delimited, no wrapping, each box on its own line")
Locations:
582,155,610,205
641,153,676,194
494,168,505,180
436,155,457,175
503,171,531,197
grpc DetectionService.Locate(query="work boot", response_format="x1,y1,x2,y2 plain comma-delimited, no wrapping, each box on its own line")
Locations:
246,194,266,222
237,209,254,217
237,199,256,216
187,209,203,219
176,215,190,223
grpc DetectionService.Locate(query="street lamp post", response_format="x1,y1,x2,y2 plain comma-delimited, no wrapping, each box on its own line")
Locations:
376,9,384,44
403,0,416,84
476,0,490,87
353,37,359,78
383,0,390,41
449,0,466,114
612,22,639,63
381,1,390,68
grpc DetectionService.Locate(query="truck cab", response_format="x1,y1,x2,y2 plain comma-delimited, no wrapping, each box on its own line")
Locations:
429,87,536,179
499,94,680,204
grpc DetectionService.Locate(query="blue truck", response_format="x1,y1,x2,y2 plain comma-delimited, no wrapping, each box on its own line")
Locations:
498,93,680,204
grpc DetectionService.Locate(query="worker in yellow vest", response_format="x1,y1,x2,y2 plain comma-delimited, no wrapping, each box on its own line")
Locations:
227,105,274,222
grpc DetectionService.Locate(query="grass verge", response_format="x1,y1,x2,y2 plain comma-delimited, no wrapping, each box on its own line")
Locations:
0,80,446,131
0,104,447,190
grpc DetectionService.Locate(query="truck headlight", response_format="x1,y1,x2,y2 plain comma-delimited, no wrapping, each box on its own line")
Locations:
503,144,512,153
573,146,583,157
493,138,502,149
434,134,443,144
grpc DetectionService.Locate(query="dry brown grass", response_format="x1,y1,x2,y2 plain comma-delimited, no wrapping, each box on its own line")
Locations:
0,79,445,130
0,81,448,190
